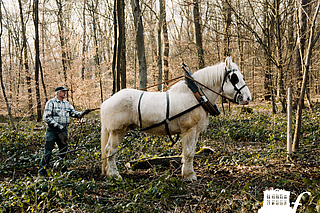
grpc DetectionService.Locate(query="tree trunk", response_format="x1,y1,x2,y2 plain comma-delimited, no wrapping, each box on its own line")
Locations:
81,0,86,80
18,0,33,116
56,0,68,83
162,0,169,90
112,0,118,94
157,0,163,91
293,0,308,109
263,0,272,102
292,0,320,151
131,0,147,89
33,0,41,122
223,0,231,57
275,0,286,113
90,0,103,102
115,0,121,92
41,0,48,103
118,0,126,90
0,1,15,129
193,0,205,69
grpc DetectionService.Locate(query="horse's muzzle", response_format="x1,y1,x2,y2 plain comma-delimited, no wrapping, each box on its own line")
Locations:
237,94,251,105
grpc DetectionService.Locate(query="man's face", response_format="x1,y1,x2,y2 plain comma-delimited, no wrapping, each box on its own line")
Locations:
57,90,67,100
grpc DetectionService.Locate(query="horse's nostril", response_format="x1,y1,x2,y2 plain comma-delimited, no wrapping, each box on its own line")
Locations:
247,97,251,102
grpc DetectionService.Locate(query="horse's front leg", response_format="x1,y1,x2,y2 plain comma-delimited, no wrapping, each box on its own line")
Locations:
181,127,199,181
105,130,126,180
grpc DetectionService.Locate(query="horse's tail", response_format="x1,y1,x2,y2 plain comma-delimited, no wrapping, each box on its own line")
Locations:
101,120,109,176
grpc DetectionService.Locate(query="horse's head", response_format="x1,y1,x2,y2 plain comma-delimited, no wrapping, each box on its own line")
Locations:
222,57,251,105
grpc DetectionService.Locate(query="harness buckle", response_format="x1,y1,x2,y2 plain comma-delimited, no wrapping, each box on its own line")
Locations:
199,96,208,104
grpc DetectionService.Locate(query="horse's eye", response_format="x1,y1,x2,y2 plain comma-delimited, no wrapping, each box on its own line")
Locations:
230,73,239,85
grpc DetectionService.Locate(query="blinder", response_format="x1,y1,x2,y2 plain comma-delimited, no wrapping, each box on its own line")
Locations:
230,73,239,85
222,68,247,103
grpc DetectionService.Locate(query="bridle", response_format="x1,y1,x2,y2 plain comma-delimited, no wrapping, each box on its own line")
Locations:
222,68,248,103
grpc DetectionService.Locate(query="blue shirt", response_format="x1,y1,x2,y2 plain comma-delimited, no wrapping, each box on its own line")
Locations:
43,97,83,129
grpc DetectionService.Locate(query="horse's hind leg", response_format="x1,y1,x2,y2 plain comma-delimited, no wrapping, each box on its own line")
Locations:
105,130,126,180
181,127,199,181
101,126,109,176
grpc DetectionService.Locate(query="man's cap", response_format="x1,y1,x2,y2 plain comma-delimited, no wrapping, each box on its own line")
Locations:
55,86,69,92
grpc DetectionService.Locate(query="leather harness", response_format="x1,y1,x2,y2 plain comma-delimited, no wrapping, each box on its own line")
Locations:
138,63,223,146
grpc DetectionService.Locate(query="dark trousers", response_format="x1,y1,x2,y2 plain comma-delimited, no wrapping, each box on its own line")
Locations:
38,126,68,174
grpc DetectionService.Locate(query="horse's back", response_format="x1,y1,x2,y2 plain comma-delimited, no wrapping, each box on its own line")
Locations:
100,89,142,129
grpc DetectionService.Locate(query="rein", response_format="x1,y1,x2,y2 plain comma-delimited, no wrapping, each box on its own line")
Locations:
185,76,234,103
89,75,235,112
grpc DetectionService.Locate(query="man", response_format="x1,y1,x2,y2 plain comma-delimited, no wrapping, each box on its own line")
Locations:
38,86,91,176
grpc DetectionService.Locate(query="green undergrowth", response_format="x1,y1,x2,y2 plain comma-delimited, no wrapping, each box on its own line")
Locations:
0,104,319,212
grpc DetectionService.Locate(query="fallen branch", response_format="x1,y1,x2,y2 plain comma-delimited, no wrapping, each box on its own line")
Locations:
126,146,215,170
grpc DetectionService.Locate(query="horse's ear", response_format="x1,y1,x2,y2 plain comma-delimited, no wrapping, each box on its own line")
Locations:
225,56,233,70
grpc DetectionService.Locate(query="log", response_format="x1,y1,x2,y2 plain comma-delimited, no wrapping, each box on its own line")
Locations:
125,146,215,170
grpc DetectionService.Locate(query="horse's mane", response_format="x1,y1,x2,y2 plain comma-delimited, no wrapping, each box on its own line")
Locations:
169,62,229,93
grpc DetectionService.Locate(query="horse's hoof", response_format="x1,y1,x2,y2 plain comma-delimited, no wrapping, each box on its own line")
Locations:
107,170,123,181
183,173,197,182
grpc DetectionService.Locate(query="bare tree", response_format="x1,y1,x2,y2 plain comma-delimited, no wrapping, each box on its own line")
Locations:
88,0,103,102
18,0,33,116
111,0,126,94
81,0,86,80
112,0,118,94
193,0,205,69
223,0,232,57
118,0,126,90
131,0,147,89
33,0,41,122
293,0,320,151
0,0,15,129
56,0,69,83
293,0,308,109
40,0,48,103
162,0,169,89
157,0,164,91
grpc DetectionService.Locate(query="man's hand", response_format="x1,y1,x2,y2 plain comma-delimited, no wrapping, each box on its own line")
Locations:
82,109,91,116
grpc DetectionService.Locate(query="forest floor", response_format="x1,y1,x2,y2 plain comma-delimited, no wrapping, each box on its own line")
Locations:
0,102,319,212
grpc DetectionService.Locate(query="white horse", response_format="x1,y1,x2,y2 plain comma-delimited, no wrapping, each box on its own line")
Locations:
100,57,251,181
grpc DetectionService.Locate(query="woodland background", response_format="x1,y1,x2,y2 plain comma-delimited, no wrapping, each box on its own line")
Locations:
1,0,320,119
0,0,320,212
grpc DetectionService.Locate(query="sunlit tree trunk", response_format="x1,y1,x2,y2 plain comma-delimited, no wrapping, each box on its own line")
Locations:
131,0,147,89
112,0,118,94
162,0,169,90
18,0,33,116
89,0,103,102
40,0,48,103
0,0,15,129
118,0,126,90
81,0,86,80
193,0,204,69
275,0,286,113
56,0,68,83
33,0,41,122
293,0,320,151
294,0,308,109
157,0,163,91
223,0,231,57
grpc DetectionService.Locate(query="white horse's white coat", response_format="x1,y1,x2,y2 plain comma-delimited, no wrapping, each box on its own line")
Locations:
100,57,251,181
